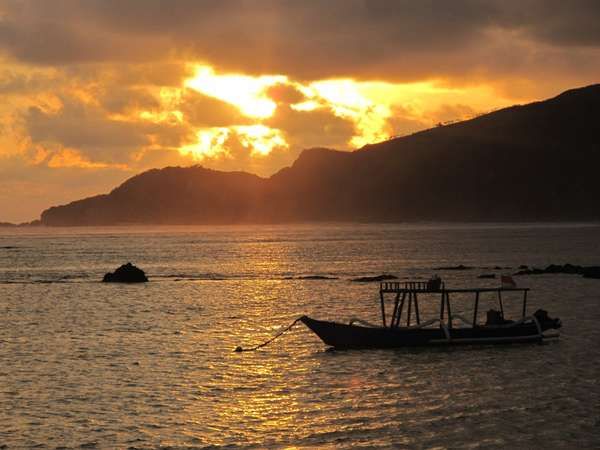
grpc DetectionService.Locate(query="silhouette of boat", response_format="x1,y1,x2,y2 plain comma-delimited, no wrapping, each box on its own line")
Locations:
300,281,561,349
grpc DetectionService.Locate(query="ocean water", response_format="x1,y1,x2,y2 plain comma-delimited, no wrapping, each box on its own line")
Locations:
1,223,599,449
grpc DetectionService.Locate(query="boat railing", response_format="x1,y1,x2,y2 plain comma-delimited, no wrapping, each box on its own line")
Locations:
379,281,533,330
380,280,445,293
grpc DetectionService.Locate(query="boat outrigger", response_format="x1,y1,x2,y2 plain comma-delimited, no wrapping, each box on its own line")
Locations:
300,280,561,349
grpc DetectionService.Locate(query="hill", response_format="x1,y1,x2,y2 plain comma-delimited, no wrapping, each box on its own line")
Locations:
40,84,600,225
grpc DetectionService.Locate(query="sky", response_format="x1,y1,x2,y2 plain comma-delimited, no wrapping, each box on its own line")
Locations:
1,0,599,223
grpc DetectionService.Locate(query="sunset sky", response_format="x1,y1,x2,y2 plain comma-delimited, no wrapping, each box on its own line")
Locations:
1,0,600,222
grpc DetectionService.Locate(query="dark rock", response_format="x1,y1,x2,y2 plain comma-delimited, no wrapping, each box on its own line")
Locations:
543,263,583,274
514,267,546,275
433,265,472,271
518,265,529,269
352,274,398,283
103,262,148,283
297,275,338,280
514,263,600,279
478,274,496,279
583,266,600,279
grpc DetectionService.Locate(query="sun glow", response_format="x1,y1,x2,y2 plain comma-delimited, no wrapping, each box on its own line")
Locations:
305,79,393,146
178,125,287,160
179,127,231,160
178,64,512,164
184,66,286,119
235,125,288,156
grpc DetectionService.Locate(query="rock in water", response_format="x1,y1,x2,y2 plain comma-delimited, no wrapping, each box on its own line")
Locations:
583,266,600,279
351,274,398,283
103,262,148,283
433,264,473,271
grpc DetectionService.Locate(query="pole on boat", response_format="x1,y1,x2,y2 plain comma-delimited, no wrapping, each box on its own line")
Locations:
414,292,420,325
440,291,445,323
446,292,453,329
390,292,400,328
406,291,412,327
395,292,406,328
380,290,387,327
522,290,528,319
473,291,480,327
498,290,504,319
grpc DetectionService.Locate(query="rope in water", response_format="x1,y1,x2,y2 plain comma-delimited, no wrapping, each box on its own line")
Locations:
234,317,303,352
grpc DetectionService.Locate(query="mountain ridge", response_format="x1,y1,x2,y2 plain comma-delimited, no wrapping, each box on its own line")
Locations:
40,83,600,225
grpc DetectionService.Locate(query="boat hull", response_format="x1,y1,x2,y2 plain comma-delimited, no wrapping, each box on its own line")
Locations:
299,316,549,349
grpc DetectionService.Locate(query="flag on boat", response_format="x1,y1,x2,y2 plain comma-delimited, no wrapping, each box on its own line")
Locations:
501,275,516,288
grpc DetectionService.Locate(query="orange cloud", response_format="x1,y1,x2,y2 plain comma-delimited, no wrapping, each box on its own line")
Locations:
46,148,128,169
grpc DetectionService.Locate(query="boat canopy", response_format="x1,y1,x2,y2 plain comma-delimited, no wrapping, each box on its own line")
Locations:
379,281,529,329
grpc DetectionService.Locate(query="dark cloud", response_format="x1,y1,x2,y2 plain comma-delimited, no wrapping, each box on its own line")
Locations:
99,87,160,114
266,105,355,150
0,69,59,95
1,1,599,82
23,97,193,163
266,83,306,104
179,89,250,127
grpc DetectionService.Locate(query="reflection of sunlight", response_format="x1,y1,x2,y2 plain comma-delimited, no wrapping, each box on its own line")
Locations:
185,65,286,119
234,125,288,156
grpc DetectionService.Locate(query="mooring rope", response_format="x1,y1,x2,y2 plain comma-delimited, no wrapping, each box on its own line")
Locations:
234,317,303,352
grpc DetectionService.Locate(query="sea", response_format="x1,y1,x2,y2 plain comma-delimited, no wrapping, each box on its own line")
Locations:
1,223,599,449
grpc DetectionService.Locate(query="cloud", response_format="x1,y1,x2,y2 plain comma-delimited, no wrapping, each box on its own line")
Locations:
266,104,356,150
179,89,250,127
189,130,295,177
266,83,306,104
1,0,599,222
0,1,599,83
0,153,132,222
24,101,149,162
22,96,194,165
98,87,160,114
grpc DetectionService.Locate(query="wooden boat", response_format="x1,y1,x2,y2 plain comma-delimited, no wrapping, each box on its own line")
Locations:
300,281,561,349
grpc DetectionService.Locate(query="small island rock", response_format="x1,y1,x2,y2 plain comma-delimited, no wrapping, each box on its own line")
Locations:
352,274,398,283
583,266,600,279
433,264,472,271
103,262,148,283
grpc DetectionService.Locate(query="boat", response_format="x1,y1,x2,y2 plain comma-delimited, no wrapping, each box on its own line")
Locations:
300,280,562,349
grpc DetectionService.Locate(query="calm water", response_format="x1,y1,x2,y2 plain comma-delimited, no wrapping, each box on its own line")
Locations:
1,223,599,448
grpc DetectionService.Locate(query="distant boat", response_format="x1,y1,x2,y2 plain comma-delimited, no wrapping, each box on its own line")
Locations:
301,280,561,349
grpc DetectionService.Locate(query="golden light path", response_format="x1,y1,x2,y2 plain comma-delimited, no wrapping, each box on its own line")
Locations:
179,64,512,162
